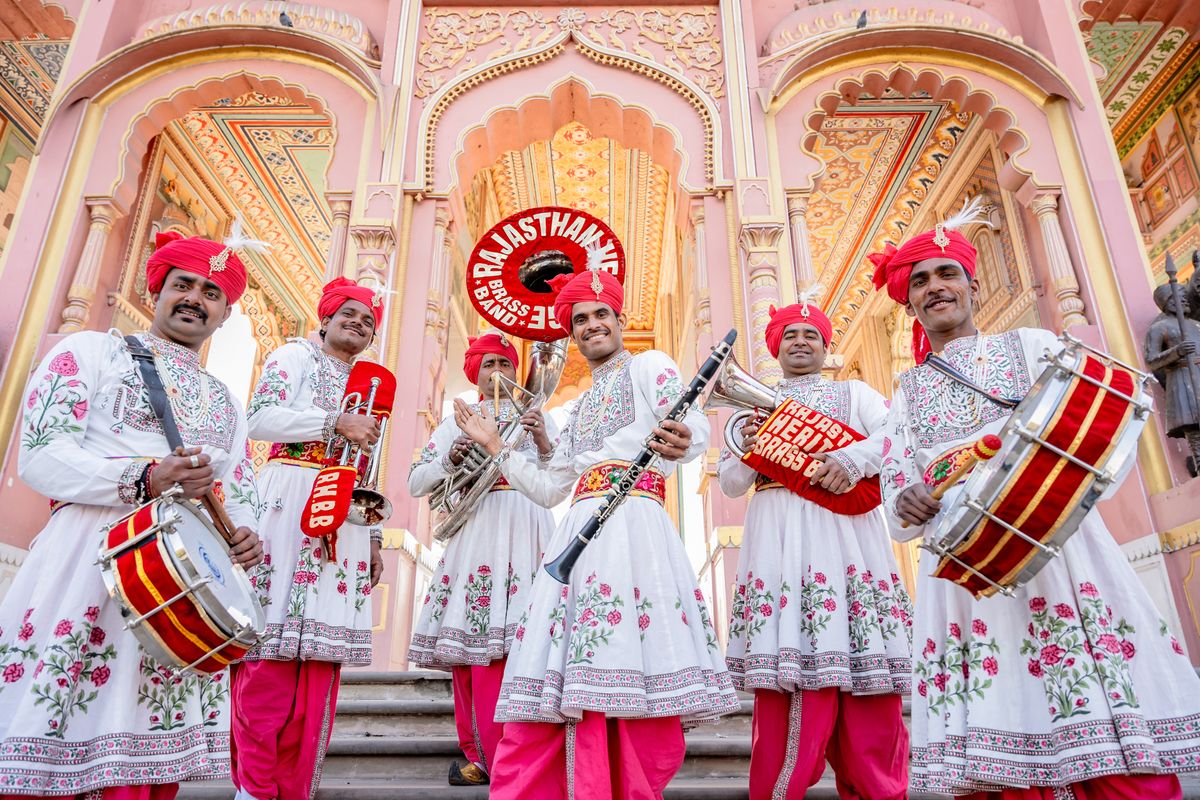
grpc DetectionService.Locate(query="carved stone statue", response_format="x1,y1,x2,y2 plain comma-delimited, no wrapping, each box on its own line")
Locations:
1145,283,1200,476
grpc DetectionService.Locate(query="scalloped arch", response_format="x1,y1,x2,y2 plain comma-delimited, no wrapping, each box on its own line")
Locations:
104,73,334,211
419,33,718,194
805,65,1032,187
449,77,688,200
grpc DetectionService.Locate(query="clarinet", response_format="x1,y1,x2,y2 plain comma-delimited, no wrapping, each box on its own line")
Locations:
543,329,738,583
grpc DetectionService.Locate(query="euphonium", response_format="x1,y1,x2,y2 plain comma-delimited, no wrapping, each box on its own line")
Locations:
429,338,568,542
704,353,783,457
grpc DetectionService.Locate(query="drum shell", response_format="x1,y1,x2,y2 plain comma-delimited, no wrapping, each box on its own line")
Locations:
98,499,264,674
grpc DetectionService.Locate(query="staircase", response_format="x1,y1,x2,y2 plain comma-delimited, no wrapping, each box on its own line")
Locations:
177,671,1200,799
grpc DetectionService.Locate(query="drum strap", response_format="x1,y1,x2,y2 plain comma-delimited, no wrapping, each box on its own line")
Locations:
924,354,1022,409
124,335,186,451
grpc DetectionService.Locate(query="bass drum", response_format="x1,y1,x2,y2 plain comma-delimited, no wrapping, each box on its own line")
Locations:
98,492,265,674
928,335,1151,598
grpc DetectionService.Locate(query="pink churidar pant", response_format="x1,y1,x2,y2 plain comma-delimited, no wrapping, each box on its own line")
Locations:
451,657,507,772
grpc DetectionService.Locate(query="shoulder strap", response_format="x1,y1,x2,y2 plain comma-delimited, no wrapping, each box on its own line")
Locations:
124,335,185,452
923,353,1022,409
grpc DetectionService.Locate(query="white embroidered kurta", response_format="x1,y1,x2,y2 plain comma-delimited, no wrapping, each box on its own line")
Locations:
492,349,740,723
407,400,558,668
0,331,261,794
243,339,375,665
882,327,1200,794
719,376,912,696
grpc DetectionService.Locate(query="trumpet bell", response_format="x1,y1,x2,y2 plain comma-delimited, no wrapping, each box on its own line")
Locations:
347,489,392,528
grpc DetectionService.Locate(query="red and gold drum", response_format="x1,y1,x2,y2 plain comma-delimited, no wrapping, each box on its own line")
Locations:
97,491,264,674
928,335,1151,598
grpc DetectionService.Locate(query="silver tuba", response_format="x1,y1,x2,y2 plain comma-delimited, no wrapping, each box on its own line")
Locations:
429,338,568,542
704,354,783,458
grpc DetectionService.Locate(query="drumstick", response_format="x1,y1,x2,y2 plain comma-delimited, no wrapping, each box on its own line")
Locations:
901,434,1003,528
199,491,238,546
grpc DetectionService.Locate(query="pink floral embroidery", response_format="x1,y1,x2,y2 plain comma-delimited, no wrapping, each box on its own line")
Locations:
48,352,79,376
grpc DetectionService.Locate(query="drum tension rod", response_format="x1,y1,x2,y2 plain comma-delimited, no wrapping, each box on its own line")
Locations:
179,628,252,673
1015,427,1112,482
919,543,1014,597
963,500,1061,555
1046,357,1152,416
123,576,212,630
1056,336,1152,379
96,514,183,564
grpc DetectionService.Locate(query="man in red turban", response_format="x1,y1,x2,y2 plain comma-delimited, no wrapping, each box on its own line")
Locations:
877,202,1200,800
463,331,520,386
0,227,265,794
450,250,735,800
720,298,911,800
231,277,389,800
408,326,555,788
869,219,978,363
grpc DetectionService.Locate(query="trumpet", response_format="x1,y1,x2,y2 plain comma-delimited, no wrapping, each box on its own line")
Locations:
704,353,783,457
429,338,568,542
312,362,396,532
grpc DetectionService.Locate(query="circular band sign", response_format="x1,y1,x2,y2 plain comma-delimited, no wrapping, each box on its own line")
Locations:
466,206,626,342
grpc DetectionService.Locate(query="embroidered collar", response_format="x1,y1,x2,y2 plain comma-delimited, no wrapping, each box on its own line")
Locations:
591,349,632,381
139,331,202,370
319,348,353,375
778,373,823,390
932,332,983,360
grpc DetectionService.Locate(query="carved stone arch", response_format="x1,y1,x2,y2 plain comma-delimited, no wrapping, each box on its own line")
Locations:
776,61,1062,196
448,77,691,206
418,32,720,194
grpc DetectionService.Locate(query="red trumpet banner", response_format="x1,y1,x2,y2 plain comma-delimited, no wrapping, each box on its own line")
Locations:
301,465,356,538
741,398,882,515
466,206,626,341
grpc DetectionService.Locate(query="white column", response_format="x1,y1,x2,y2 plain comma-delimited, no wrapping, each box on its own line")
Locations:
58,198,119,333
1030,192,1087,328
324,192,353,281
787,192,815,292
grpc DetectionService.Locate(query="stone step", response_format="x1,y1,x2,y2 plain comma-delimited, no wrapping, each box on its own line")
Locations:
175,775,942,799
313,734,751,781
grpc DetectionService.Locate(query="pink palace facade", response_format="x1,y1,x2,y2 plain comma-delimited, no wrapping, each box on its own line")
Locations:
0,0,1198,670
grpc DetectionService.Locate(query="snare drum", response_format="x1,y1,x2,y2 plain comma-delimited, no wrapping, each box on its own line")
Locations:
928,335,1151,598
98,491,265,674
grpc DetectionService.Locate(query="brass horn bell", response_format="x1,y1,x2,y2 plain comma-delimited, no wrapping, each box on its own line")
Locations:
704,355,782,459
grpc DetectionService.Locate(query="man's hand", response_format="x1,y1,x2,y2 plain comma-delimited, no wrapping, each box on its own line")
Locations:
650,419,692,461
370,540,384,588
896,483,941,527
336,413,380,449
228,526,263,568
448,435,474,467
152,446,215,500
453,398,503,456
1180,341,1197,357
520,409,553,455
738,411,766,453
809,452,851,494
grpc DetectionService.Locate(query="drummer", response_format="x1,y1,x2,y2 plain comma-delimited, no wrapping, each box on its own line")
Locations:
0,230,263,797
872,206,1200,799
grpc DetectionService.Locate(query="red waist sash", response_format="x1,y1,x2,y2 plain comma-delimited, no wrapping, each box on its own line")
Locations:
572,460,667,507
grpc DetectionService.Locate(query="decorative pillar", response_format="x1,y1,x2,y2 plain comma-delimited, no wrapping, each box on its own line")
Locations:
58,198,118,333
786,192,815,292
419,207,452,432
738,221,786,379
1029,192,1087,329
349,225,396,362
691,202,712,355
324,192,353,281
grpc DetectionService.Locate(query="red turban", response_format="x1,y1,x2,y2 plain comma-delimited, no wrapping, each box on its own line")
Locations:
868,226,977,363
765,303,833,357
548,268,624,335
318,277,384,327
146,231,248,304
463,332,520,385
